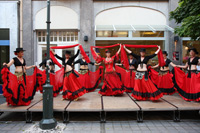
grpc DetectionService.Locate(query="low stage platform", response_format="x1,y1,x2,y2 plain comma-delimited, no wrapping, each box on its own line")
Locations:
0,91,199,123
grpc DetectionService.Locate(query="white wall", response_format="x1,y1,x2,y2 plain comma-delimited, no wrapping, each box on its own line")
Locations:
0,1,18,73
94,1,169,25
35,6,78,29
95,6,166,25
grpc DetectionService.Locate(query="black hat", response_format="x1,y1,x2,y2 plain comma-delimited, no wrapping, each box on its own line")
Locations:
162,51,168,56
140,48,146,52
65,50,71,55
14,48,25,53
188,48,198,54
105,49,111,53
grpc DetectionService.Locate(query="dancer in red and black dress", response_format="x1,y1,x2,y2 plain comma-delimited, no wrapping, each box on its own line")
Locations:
51,46,86,100
38,56,63,97
174,48,200,101
74,55,103,93
123,54,138,93
150,51,176,95
1,48,37,106
92,45,124,96
124,46,163,100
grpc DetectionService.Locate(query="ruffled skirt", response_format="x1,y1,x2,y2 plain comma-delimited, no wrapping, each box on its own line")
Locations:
131,71,163,101
77,66,103,93
149,68,175,95
62,70,86,100
1,67,38,106
173,67,200,101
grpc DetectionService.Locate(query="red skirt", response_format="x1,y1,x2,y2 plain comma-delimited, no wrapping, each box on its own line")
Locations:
149,68,175,95
173,67,200,101
99,71,124,96
77,66,103,93
37,68,64,97
36,69,46,93
124,70,135,93
50,68,64,97
131,71,163,101
1,67,37,106
62,71,86,100
115,66,135,93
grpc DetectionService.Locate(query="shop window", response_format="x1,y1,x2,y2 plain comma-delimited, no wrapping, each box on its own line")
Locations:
37,31,78,43
96,31,128,37
133,31,164,37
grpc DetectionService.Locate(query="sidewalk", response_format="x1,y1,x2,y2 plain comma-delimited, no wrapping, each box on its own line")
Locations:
0,120,200,133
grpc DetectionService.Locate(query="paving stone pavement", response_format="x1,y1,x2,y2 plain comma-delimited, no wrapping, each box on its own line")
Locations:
0,120,199,133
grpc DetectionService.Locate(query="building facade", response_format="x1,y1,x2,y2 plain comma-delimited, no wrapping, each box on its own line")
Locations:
0,0,199,74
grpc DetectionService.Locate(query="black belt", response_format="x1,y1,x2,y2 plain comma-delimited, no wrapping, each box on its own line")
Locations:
187,70,197,78
137,71,148,80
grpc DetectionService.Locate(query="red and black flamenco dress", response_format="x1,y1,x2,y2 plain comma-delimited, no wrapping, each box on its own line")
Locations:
173,67,200,101
99,54,124,96
54,50,86,100
37,59,64,97
1,67,38,106
49,68,64,97
149,58,176,95
149,68,175,95
129,53,163,100
74,59,103,93
117,59,137,93
62,70,86,100
36,68,64,97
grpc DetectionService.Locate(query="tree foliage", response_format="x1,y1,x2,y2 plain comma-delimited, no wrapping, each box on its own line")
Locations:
170,0,200,40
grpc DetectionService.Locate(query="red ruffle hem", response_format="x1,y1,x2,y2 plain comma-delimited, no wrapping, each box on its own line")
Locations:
1,67,38,106
173,67,200,101
131,72,163,101
62,71,86,100
99,71,124,96
77,66,103,93
149,68,176,95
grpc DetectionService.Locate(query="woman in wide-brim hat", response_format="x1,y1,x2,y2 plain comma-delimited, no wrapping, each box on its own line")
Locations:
124,46,163,101
1,48,37,106
174,47,200,101
51,45,86,101
150,51,177,95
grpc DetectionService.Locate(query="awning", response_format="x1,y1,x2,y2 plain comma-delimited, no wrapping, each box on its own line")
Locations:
95,25,174,32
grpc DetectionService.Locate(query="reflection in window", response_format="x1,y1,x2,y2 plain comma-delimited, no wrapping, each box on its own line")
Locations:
133,31,164,37
96,31,128,37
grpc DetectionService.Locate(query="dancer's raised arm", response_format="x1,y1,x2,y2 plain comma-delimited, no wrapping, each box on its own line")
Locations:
155,46,161,54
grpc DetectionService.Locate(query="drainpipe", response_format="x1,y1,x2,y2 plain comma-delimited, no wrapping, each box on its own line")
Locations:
19,0,23,48
17,0,20,48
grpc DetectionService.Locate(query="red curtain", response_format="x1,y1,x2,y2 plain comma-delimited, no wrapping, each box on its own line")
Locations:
121,44,165,69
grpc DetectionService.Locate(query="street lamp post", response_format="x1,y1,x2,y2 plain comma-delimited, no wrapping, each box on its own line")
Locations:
39,0,57,130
